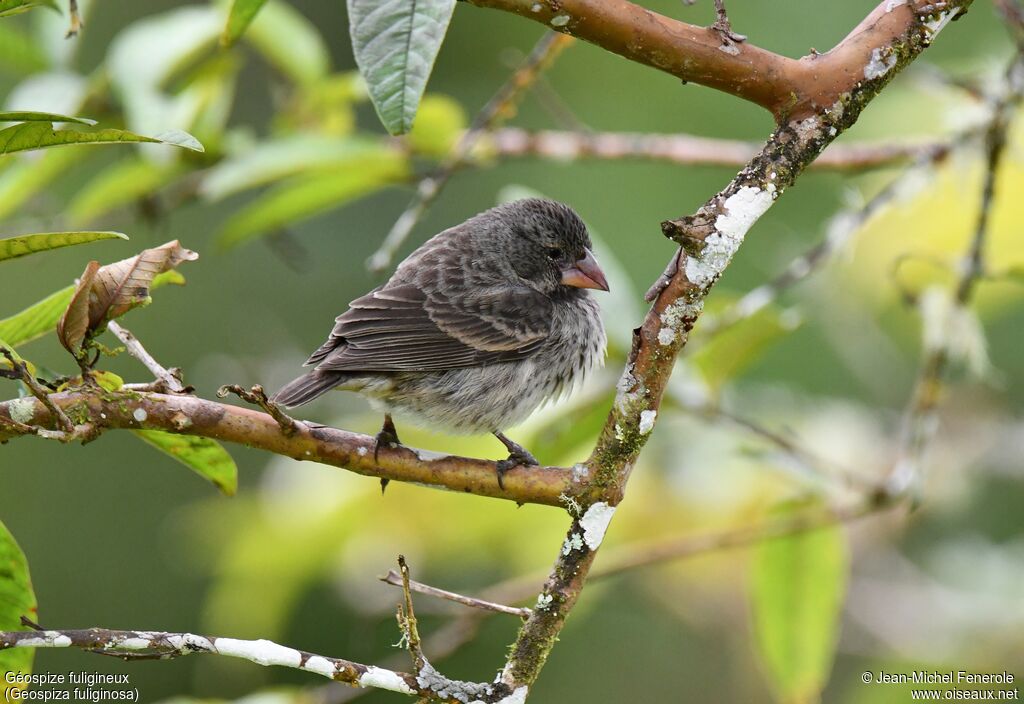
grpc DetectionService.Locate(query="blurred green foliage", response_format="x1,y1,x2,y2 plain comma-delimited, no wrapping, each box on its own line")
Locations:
0,1,1022,703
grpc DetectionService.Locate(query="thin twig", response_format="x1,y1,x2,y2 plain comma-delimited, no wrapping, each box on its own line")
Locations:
217,383,300,437
483,127,936,171
107,321,186,393
671,394,879,494
366,32,572,273
395,556,425,674
1,348,74,434
66,0,82,38
381,569,532,618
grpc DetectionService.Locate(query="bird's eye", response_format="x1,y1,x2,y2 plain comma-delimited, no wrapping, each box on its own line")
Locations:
546,247,562,260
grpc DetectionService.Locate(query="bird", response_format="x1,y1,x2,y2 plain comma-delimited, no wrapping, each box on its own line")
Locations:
271,198,609,488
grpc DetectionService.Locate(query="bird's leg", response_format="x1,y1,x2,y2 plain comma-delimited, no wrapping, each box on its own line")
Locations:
493,431,540,490
711,0,746,44
375,414,401,494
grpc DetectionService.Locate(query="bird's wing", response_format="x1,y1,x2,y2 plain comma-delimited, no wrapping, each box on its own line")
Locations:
306,283,551,372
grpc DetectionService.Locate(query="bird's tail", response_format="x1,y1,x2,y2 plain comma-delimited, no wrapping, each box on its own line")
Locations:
271,371,346,407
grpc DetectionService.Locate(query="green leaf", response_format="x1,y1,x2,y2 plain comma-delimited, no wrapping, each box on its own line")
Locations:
200,135,393,200
245,0,328,85
0,519,38,694
751,501,848,704
67,158,182,226
348,0,455,135
0,122,204,156
134,430,238,496
0,269,186,349
0,0,58,18
0,231,127,262
215,154,407,248
221,0,269,47
0,111,95,125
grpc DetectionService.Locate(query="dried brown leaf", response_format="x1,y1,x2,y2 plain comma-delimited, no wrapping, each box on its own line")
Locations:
87,240,198,326
56,241,198,358
56,260,99,356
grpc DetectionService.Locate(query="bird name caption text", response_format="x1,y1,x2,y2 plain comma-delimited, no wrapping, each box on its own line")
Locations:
4,671,139,702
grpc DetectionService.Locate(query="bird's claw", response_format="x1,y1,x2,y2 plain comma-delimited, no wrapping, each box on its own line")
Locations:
495,450,539,491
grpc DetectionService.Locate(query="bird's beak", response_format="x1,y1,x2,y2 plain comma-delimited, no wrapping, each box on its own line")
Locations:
560,248,609,291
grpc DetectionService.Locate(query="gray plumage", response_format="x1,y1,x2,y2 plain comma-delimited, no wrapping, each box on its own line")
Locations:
273,198,607,476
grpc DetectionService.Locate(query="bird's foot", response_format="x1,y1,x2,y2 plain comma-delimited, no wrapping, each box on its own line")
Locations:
374,414,401,463
493,432,540,490
218,383,300,437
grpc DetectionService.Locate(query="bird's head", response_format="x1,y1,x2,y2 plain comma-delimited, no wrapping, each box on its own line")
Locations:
494,198,609,296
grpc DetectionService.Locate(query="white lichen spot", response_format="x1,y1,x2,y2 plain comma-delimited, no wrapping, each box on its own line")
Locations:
829,126,838,137
357,446,368,456
769,171,777,180
119,638,151,650
638,410,657,435
614,423,625,441
686,186,774,287
9,397,35,424
657,327,675,346
496,686,530,704
562,532,584,555
530,2,542,11
535,593,553,610
100,412,107,419
414,448,450,461
132,408,148,423
580,502,616,549
550,13,570,27
52,635,72,647
864,47,897,80
718,43,740,56
214,638,302,668
571,463,589,482
359,666,416,694
304,655,337,678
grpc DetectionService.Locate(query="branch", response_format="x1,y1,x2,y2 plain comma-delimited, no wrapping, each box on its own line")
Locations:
0,389,576,506
465,0,964,121
483,128,938,171
381,570,532,619
492,0,973,692
0,628,423,697
107,321,185,393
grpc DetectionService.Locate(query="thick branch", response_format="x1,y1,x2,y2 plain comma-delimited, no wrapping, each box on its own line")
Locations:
495,0,973,691
466,0,966,120
0,390,576,506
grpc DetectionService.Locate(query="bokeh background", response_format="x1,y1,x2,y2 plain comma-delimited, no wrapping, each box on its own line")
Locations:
2,1,1023,702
